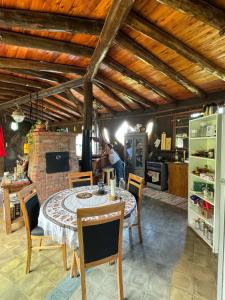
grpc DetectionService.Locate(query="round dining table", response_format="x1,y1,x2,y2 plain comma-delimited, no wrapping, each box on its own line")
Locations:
38,185,137,248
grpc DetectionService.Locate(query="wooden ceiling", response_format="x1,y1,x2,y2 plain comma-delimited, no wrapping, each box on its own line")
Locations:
0,0,224,123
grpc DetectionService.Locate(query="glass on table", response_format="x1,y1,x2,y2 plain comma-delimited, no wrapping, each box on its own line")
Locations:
97,179,105,194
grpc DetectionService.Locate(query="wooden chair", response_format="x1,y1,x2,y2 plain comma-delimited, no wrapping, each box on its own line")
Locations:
71,202,125,300
127,173,144,243
68,171,93,188
18,184,67,274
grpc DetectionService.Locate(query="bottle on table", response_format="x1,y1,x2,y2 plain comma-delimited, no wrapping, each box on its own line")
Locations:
119,178,126,190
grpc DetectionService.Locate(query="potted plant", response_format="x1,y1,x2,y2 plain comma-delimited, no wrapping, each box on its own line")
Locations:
34,120,46,132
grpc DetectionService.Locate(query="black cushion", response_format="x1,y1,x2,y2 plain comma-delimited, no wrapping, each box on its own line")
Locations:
128,184,139,204
82,219,120,264
72,180,90,188
31,226,44,236
25,194,40,232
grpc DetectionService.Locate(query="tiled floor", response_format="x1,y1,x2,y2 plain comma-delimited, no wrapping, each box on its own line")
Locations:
0,194,217,300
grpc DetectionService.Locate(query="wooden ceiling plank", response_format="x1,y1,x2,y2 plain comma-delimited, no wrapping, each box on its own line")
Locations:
0,78,84,110
95,76,157,110
117,32,205,97
0,30,93,58
85,0,135,81
105,57,176,103
157,0,225,35
94,82,132,111
0,8,103,35
127,11,225,81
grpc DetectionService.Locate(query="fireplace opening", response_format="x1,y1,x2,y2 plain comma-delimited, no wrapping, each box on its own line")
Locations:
46,151,69,174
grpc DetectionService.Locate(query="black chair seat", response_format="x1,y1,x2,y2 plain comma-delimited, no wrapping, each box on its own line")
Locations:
31,226,44,236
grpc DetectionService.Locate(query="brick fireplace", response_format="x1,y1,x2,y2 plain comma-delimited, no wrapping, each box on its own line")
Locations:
28,132,79,202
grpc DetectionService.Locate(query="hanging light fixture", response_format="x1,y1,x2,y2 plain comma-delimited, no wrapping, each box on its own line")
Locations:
93,99,103,110
11,106,25,123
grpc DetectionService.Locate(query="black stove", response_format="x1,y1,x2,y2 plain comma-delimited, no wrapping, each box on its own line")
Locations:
146,161,168,191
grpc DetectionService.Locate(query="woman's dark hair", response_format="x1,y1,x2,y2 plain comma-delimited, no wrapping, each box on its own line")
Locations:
106,143,113,149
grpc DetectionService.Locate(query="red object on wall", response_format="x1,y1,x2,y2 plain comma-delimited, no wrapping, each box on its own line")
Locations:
0,127,5,157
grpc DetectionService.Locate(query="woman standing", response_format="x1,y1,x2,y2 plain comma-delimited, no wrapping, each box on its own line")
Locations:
103,144,124,185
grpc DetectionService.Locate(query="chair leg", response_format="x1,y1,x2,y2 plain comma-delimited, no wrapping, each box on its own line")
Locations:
71,250,78,278
138,216,143,243
80,266,87,300
62,244,67,271
117,257,124,300
38,238,42,251
26,240,32,274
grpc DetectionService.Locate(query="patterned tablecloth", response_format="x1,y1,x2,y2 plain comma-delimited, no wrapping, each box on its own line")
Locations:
38,185,137,248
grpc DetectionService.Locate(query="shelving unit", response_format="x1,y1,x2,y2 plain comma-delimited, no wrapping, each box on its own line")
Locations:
188,114,221,253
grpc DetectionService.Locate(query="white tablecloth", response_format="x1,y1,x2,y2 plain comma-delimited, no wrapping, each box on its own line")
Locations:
38,185,137,248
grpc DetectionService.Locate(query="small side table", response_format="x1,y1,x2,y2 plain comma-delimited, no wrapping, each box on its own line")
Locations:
1,178,30,234
102,168,115,185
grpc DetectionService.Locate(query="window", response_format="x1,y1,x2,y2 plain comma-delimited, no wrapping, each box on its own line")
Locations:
75,130,100,157
103,127,110,143
75,133,82,157
115,121,134,145
146,121,154,135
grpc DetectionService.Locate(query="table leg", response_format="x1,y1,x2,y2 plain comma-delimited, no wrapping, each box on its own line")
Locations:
4,189,12,234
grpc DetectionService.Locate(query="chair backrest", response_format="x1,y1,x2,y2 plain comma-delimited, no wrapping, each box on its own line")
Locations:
18,184,40,237
77,202,125,268
127,173,144,210
68,171,93,188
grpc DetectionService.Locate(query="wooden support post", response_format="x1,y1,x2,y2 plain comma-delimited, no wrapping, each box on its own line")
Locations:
82,81,93,171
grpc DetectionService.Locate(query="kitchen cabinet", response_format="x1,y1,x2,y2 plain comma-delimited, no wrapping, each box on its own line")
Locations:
168,162,188,198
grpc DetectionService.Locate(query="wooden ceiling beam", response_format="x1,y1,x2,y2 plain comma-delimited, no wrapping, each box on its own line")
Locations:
74,87,115,114
95,76,157,110
6,108,45,122
105,58,176,103
1,41,177,102
0,89,27,97
85,0,135,81
0,81,36,93
0,73,81,116
0,30,93,58
94,82,132,112
21,105,58,121
0,78,83,110
0,8,103,35
32,100,71,119
157,0,225,35
127,11,225,81
64,89,83,116
0,73,50,89
0,58,86,75
44,96,81,117
117,32,205,97
99,90,225,120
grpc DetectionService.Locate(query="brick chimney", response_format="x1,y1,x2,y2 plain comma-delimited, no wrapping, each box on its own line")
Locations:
28,132,79,202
